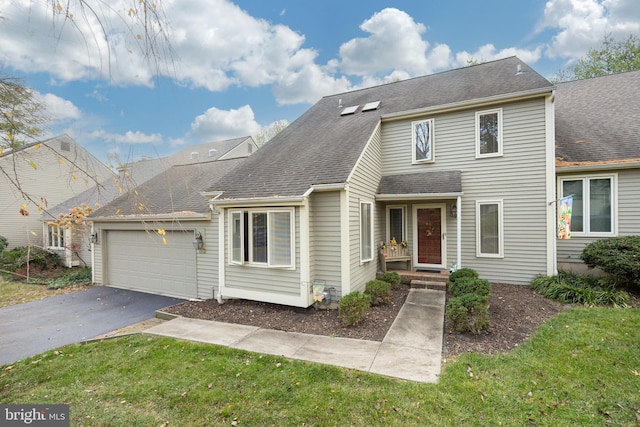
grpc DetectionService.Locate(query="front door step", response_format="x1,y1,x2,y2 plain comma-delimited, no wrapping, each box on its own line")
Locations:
410,280,446,291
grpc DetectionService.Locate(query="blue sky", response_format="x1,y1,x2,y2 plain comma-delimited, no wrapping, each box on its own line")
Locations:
1,0,638,165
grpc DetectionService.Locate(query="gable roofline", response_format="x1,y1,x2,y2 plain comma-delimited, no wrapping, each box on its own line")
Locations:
381,86,554,122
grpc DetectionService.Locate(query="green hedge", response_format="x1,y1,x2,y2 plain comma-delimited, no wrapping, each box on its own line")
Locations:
446,293,490,334
580,236,640,289
364,280,391,306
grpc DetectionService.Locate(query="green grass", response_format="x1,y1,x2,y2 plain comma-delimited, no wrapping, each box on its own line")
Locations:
0,276,90,308
1,307,639,426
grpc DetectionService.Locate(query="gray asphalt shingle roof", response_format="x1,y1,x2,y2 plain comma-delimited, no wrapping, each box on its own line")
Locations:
555,70,640,165
209,56,552,201
377,171,462,196
91,157,247,218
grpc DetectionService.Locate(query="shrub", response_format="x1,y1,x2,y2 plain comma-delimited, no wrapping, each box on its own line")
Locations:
364,279,391,306
381,271,401,288
0,236,8,254
447,268,479,285
531,271,629,307
446,293,490,334
449,277,491,297
338,292,372,326
580,236,640,289
0,246,61,272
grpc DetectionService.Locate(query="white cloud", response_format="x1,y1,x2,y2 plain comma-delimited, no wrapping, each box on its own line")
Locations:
188,105,262,141
455,44,543,67
89,129,163,145
542,0,640,60
339,8,434,77
33,92,82,122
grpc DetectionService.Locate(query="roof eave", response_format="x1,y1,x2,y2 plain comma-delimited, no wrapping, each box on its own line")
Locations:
376,192,464,201
91,212,211,222
381,86,554,122
556,161,640,173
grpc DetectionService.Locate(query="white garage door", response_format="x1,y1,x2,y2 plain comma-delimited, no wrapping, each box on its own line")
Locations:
106,230,197,299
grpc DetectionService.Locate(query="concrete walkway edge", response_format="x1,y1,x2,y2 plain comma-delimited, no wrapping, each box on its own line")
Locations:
144,288,445,383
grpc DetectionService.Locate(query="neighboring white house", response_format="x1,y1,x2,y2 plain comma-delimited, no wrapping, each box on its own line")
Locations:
0,134,114,260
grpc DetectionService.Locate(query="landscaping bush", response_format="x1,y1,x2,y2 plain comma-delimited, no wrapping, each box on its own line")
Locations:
0,235,8,254
449,276,491,298
381,271,401,288
580,236,640,289
364,279,391,306
0,246,61,272
447,267,479,285
338,291,372,326
531,271,629,307
446,293,490,334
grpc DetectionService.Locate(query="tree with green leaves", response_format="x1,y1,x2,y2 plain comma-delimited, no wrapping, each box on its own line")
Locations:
553,34,640,82
255,120,289,147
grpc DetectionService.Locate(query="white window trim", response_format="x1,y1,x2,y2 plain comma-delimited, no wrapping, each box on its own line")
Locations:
411,118,435,164
558,174,617,237
475,108,503,158
475,200,504,258
360,201,374,263
228,208,295,268
47,225,65,249
386,205,407,243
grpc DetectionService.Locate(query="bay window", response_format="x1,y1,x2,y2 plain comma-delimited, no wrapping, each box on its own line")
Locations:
230,208,294,267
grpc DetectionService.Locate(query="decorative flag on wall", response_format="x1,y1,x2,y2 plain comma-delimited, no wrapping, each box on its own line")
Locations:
557,195,573,239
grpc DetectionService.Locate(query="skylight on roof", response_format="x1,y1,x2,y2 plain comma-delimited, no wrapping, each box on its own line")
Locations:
362,101,381,112
340,105,359,115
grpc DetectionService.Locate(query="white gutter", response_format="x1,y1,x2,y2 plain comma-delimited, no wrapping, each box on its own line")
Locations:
556,161,640,173
381,87,554,122
376,192,463,201
90,213,211,222
456,195,462,269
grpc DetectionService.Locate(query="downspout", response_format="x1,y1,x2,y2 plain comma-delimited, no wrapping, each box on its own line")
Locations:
456,195,462,268
211,202,225,304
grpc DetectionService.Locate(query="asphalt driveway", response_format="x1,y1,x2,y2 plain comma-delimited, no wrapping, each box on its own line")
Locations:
0,286,182,365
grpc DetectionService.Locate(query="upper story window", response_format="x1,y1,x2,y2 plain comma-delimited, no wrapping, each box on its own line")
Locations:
476,108,503,158
412,119,434,163
560,175,616,236
47,225,65,249
229,208,294,268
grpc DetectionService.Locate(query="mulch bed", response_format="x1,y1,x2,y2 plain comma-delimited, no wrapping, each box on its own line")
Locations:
164,282,571,355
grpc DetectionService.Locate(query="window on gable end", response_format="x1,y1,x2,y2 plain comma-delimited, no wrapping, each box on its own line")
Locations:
412,119,434,163
476,108,503,158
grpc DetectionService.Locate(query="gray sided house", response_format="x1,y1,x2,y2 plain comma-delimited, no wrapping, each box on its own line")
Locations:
554,70,640,271
207,57,557,307
90,157,248,299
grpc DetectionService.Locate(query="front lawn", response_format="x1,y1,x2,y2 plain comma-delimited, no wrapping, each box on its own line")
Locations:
1,307,639,426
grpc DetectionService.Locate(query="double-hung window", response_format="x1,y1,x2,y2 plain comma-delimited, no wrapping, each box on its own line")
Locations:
560,175,616,236
47,225,65,249
476,200,503,258
230,209,294,268
360,201,374,262
476,108,503,158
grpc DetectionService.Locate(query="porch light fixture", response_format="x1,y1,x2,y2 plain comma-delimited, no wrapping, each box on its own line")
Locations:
89,231,98,244
450,203,457,218
193,231,204,250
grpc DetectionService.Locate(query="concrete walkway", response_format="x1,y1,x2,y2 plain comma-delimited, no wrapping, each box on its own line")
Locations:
145,288,445,383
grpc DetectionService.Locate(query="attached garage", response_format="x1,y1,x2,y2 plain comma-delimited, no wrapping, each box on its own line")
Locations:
105,229,197,299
